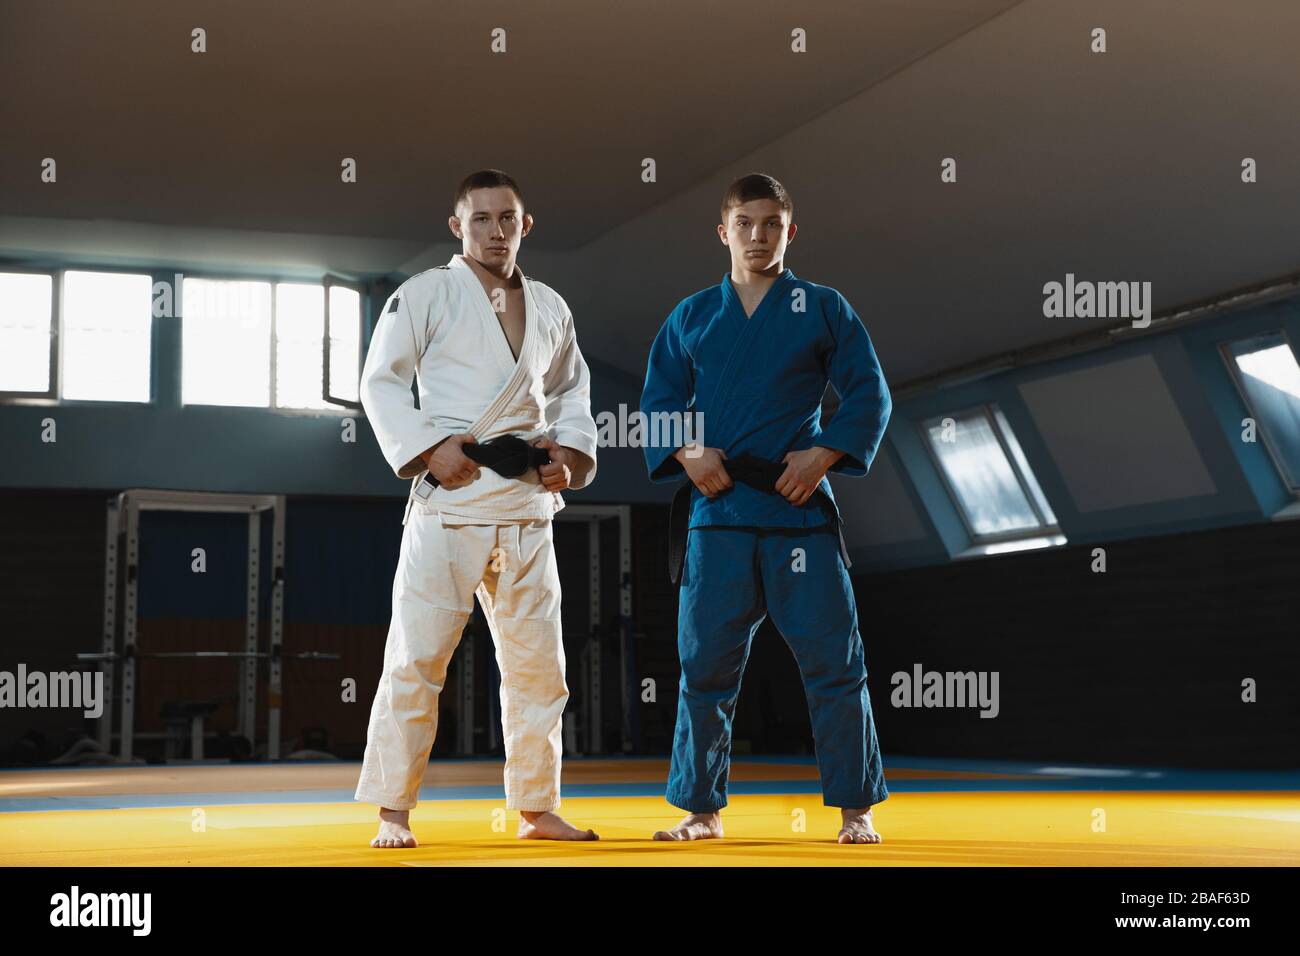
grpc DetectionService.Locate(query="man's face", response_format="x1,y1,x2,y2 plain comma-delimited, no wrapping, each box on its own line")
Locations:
718,198,795,274
449,186,532,269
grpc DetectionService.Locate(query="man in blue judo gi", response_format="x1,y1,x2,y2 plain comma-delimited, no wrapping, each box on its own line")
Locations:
640,173,892,844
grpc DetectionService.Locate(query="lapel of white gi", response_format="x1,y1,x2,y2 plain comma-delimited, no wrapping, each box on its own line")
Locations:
447,255,539,438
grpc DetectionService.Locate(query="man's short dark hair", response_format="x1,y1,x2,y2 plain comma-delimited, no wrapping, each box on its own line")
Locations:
453,169,525,215
721,173,793,222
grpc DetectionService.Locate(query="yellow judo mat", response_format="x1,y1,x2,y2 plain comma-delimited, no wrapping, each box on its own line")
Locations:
2,758,1297,866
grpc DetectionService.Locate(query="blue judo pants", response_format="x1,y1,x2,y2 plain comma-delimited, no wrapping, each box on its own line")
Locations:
667,525,888,812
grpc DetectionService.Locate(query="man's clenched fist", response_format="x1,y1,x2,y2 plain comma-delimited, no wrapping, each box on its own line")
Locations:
674,444,732,498
421,434,480,489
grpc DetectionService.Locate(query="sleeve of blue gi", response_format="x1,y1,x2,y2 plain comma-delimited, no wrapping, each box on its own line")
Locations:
360,283,455,480
542,299,599,490
816,292,892,476
640,303,694,483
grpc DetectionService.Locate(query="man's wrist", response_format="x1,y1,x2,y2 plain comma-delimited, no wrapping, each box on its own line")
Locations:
421,436,451,464
558,444,596,480
814,446,845,467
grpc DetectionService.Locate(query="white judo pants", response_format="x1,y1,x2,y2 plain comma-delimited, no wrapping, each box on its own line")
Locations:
354,508,568,812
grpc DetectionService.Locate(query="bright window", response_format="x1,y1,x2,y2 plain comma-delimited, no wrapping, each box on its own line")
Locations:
1223,332,1300,490
182,277,360,410
182,278,273,407
923,405,1059,540
327,285,362,405
62,271,153,402
275,283,327,409
0,272,53,393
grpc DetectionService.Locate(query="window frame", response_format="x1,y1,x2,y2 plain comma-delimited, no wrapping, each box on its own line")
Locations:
180,273,277,410
59,268,158,405
1217,329,1300,496
1,263,370,413
178,271,364,415
322,274,364,410
918,402,1062,545
0,266,61,402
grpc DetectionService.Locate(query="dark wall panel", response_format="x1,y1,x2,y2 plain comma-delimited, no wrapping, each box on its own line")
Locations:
859,519,1300,768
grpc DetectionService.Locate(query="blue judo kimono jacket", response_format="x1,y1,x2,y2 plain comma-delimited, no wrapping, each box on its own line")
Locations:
640,267,893,812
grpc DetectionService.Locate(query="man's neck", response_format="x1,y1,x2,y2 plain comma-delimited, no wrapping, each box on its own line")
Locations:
729,261,784,290
461,252,519,286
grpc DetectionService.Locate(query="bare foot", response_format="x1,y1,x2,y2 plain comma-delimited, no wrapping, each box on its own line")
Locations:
837,806,882,844
517,810,599,841
653,811,723,841
370,807,417,848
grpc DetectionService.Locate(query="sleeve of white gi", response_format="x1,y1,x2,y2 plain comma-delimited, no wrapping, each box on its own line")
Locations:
360,283,455,480
542,299,599,490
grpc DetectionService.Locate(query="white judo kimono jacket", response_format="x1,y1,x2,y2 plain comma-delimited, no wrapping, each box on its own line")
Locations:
354,254,598,813
363,253,599,518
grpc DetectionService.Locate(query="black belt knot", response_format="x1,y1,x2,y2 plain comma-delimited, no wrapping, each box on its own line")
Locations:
420,434,551,488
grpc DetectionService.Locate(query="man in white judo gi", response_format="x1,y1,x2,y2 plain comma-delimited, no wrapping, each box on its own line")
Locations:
355,169,600,847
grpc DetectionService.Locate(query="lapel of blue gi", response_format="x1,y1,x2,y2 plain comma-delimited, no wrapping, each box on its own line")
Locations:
704,268,798,440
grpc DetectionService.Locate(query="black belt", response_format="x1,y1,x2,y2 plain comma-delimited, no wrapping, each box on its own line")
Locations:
667,453,852,585
418,434,551,490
